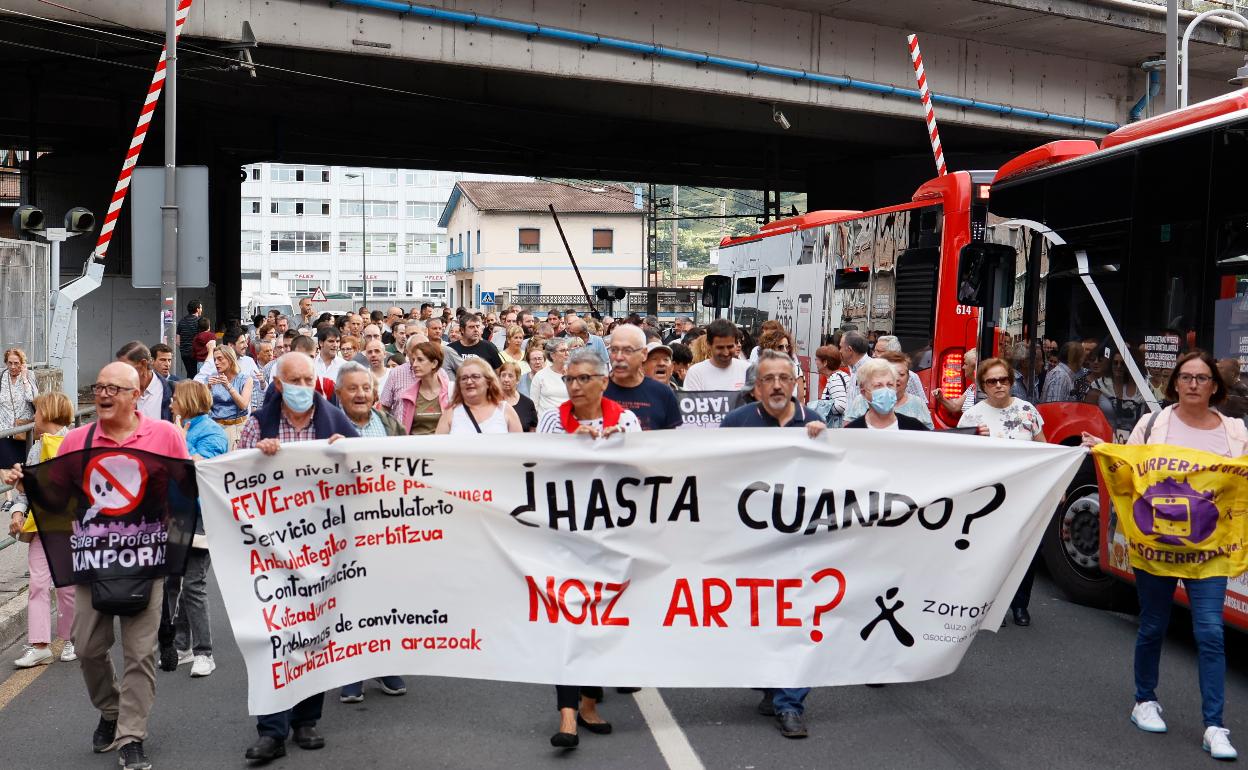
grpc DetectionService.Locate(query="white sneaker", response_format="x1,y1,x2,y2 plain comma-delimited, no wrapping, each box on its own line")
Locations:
1205,726,1238,760
14,646,53,668
1131,700,1167,733
190,655,216,678
177,649,194,666
59,641,77,662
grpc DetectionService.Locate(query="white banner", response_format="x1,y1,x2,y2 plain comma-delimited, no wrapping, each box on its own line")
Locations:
196,430,1085,714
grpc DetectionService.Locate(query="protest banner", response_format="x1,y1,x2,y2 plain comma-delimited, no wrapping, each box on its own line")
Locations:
196,430,1084,715
22,447,199,587
676,390,741,427
1093,442,1248,580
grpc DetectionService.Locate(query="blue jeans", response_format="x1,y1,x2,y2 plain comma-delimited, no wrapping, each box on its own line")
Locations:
767,688,810,715
1134,570,1227,727
256,693,324,738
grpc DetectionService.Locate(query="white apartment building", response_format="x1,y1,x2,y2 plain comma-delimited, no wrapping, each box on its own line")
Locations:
239,164,523,304
439,181,645,308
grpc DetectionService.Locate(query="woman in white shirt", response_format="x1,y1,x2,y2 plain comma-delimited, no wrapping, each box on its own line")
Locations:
958,356,1045,628
435,359,522,434
529,339,571,415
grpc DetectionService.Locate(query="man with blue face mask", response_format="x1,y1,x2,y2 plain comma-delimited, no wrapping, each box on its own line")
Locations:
235,352,358,763
718,349,825,739
845,358,929,431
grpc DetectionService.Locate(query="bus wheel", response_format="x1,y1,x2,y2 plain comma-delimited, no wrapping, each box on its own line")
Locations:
1040,467,1116,609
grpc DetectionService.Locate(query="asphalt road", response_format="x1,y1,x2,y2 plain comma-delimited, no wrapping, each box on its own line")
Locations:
1,569,1245,770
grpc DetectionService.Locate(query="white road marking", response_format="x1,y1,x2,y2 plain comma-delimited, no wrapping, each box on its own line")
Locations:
633,687,705,770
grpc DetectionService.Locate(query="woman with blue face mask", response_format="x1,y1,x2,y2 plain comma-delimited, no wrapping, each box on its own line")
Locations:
844,358,929,431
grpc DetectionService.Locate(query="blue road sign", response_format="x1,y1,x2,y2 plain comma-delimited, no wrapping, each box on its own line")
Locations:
480,291,496,305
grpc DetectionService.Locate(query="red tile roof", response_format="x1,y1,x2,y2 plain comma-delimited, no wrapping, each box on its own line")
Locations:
456,181,640,215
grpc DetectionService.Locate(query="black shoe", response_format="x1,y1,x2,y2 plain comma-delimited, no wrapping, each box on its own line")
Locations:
550,732,579,749
244,736,286,763
292,725,325,750
1012,607,1031,627
776,711,808,739
158,645,179,672
615,687,641,694
577,713,613,735
756,692,776,717
92,716,117,753
118,740,152,770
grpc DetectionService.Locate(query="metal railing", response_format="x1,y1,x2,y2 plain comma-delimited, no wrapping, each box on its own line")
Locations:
0,406,97,552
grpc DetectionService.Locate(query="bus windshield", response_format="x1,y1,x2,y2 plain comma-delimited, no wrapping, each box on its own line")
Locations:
985,116,1248,439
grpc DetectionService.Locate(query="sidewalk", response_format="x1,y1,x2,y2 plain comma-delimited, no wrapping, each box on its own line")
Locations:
0,540,29,649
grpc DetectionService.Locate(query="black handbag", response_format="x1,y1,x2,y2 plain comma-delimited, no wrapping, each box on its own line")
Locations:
90,578,154,616
80,425,154,616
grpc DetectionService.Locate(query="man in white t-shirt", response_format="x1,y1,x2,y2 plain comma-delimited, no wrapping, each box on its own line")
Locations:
683,319,750,391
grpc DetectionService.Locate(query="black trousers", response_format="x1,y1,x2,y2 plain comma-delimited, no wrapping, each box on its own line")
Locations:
555,686,603,711
1011,550,1039,610
256,694,325,738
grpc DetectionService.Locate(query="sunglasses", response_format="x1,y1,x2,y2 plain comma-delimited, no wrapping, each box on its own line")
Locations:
982,376,1011,387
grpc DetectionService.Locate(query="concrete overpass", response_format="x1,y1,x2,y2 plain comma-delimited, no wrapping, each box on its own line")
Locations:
0,0,1245,377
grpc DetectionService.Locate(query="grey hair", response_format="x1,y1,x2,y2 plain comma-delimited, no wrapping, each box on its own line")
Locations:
857,357,900,387
876,335,901,353
335,360,371,393
544,338,569,357
567,348,609,376
756,349,793,367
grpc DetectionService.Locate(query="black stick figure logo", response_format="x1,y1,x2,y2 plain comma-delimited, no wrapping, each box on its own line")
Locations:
859,587,915,647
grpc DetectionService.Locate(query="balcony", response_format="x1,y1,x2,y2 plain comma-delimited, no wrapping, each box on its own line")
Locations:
447,251,471,272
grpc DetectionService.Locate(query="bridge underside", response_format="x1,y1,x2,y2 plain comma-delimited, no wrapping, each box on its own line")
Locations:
0,17,1055,317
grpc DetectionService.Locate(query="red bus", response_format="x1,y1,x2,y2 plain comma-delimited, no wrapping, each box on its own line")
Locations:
978,89,1248,621
707,167,1113,604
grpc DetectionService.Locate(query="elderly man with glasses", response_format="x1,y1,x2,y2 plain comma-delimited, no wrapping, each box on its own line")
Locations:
603,324,680,430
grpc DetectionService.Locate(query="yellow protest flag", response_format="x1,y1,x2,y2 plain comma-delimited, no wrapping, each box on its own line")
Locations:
1092,443,1248,579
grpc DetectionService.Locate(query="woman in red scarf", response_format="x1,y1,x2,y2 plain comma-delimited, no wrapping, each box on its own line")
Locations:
535,349,639,748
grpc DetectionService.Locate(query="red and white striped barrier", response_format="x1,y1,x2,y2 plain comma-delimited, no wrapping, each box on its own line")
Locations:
906,34,947,177
93,0,194,262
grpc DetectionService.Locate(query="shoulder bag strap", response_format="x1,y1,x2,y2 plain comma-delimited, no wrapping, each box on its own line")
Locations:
463,404,483,434
86,422,97,448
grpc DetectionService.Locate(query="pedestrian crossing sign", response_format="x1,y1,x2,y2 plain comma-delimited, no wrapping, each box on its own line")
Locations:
310,287,328,302
480,291,496,306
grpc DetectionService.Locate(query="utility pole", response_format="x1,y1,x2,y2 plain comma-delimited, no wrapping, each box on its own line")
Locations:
160,0,179,354
670,185,679,283
1166,0,1179,111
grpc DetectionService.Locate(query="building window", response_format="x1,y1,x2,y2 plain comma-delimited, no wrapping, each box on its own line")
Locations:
338,233,398,254
340,200,398,217
476,230,481,252
517,283,541,296
270,231,329,253
592,229,614,254
404,202,440,219
519,228,540,253
427,282,446,298
242,198,260,214
321,169,330,183
405,233,445,256
250,167,260,180
241,231,262,253
288,278,329,295
370,280,398,297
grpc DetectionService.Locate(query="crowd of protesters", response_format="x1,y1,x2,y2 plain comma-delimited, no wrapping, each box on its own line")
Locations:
2,296,1247,767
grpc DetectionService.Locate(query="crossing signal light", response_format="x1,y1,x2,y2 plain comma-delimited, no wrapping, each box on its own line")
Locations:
596,286,626,301
65,207,96,233
12,205,44,236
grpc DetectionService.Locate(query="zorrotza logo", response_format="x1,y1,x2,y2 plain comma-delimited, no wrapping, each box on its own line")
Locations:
1132,478,1219,547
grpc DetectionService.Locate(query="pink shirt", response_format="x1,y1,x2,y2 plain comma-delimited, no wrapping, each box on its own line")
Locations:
1163,412,1231,457
60,413,190,460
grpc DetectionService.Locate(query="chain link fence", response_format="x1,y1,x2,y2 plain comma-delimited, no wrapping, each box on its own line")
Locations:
0,238,48,364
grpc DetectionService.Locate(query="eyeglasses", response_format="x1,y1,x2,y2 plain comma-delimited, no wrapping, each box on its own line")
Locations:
608,346,642,356
562,374,601,386
459,374,485,382
982,376,1011,387
91,383,137,396
776,343,791,351
1177,373,1213,385
758,374,795,385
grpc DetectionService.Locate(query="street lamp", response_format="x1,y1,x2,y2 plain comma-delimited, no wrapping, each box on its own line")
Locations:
1180,9,1248,108
345,171,367,306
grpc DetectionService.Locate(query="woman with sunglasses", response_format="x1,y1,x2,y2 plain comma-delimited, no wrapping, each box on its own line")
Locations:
958,356,1046,628
756,328,805,401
